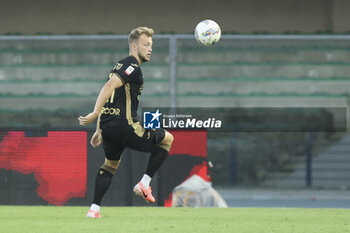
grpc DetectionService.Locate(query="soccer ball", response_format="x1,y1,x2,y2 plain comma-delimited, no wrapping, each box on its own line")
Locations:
194,19,221,46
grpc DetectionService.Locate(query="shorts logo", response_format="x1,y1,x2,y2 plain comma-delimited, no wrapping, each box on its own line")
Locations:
143,109,161,129
125,66,135,76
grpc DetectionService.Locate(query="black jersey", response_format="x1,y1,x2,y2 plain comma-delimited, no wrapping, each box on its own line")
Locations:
100,56,143,126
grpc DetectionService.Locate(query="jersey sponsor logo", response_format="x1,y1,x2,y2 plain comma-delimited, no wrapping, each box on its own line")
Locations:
125,66,135,76
101,107,120,116
131,63,139,67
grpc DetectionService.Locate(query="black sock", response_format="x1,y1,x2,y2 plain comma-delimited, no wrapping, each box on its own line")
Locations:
93,168,113,205
145,147,168,178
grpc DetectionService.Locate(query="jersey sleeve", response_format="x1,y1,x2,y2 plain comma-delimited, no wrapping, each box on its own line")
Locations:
110,62,140,84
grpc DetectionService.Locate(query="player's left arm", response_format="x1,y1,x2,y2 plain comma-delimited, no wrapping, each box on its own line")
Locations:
78,74,123,125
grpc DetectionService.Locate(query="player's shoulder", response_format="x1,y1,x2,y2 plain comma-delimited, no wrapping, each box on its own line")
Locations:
113,56,140,75
118,56,140,68
111,56,141,81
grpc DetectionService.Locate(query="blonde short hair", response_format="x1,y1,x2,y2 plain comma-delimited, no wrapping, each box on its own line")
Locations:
128,27,154,44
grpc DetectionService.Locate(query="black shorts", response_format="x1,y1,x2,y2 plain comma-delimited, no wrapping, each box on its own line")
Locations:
100,121,166,161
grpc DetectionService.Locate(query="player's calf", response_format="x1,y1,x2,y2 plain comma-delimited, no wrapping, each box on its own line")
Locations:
87,159,121,218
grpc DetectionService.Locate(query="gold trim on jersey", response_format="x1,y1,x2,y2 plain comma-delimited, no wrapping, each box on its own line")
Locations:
108,73,116,103
110,90,115,103
125,83,133,124
125,83,145,137
114,63,123,70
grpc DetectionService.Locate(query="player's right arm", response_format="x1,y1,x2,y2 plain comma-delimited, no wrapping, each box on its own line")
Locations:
78,74,123,126
90,113,102,147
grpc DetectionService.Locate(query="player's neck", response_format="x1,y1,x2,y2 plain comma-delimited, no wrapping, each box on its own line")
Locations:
129,52,142,65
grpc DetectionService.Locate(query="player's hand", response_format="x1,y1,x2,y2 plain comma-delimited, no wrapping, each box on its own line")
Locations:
78,112,98,126
90,131,102,148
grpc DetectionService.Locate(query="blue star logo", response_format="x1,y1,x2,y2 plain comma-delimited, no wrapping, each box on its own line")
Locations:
143,109,161,129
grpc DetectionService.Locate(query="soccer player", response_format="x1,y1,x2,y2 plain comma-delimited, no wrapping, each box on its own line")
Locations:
78,27,174,218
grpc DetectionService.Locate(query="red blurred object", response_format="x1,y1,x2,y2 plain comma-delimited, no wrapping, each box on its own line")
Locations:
164,130,207,207
0,131,87,206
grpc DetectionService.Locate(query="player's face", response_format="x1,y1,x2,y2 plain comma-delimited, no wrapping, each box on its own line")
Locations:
137,34,153,63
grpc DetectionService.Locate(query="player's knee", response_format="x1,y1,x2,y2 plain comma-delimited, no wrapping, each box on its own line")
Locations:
164,131,174,146
159,131,174,152
102,158,122,174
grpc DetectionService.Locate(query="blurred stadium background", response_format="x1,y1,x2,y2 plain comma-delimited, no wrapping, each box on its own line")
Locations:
1,0,350,208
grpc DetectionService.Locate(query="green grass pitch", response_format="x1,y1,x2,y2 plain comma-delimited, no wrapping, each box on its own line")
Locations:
1,206,350,233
